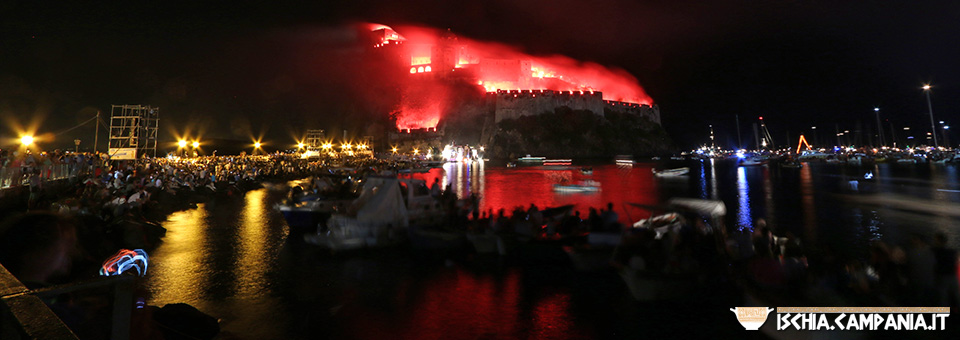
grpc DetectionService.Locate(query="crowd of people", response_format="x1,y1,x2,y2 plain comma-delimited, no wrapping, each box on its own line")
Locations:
0,151,338,339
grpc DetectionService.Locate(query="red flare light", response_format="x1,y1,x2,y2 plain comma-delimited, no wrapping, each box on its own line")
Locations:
369,24,654,130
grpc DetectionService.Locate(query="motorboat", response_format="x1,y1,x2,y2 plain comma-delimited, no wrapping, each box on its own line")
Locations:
517,155,546,164
579,167,593,175
616,198,728,301
652,167,689,177
553,180,601,193
739,157,766,166
304,177,443,251
277,198,352,230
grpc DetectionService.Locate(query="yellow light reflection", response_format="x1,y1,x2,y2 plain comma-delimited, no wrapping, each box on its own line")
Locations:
236,189,269,297
148,205,208,307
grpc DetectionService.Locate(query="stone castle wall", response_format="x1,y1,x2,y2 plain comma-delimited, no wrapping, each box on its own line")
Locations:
492,89,660,124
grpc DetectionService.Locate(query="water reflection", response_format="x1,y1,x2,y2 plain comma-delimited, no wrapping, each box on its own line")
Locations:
416,163,658,224
148,206,209,308
736,166,752,231
142,160,960,339
800,164,817,241
237,189,269,297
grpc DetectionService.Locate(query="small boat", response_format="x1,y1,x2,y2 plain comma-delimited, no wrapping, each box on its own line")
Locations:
739,157,766,166
651,156,661,161
277,198,351,229
506,162,517,168
580,167,593,175
517,155,546,164
897,158,918,164
304,177,443,251
652,167,689,177
617,199,728,301
553,180,601,193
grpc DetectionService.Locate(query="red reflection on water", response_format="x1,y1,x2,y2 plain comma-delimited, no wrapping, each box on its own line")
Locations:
409,164,659,224
397,270,524,339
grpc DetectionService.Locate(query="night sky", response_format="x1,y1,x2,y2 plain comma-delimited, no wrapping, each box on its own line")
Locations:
2,0,958,151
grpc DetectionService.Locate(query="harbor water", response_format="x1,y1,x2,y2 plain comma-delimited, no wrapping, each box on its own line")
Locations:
145,160,960,339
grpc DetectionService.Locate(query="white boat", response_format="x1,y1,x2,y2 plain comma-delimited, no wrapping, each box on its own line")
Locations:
517,155,546,164
304,177,442,251
553,180,601,193
739,157,766,166
652,167,689,177
897,158,918,164
617,199,727,301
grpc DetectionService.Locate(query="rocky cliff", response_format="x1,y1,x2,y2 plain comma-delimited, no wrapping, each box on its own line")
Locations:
485,106,675,159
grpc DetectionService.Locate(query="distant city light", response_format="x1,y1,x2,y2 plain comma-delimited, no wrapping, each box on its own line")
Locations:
297,142,305,149
254,142,262,149
192,141,200,148
20,135,34,146
178,140,187,148
923,84,931,90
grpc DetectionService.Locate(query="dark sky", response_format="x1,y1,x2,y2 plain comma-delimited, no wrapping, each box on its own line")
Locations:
2,0,958,151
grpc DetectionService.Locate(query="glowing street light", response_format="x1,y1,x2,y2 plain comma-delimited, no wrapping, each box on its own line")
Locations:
20,135,34,146
873,107,885,147
254,141,262,150
178,140,188,148
297,142,305,149
391,147,398,154
192,141,200,148
922,84,938,148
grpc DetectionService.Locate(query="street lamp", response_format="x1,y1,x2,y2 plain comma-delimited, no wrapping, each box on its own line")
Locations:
178,140,188,148
20,135,34,147
873,107,885,147
811,126,817,148
923,84,938,148
74,139,81,153
192,141,200,148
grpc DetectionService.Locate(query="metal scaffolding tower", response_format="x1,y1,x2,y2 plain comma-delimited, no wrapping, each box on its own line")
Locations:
108,105,159,159
305,129,326,148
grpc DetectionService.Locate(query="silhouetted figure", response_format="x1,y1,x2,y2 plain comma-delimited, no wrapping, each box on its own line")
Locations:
932,232,960,308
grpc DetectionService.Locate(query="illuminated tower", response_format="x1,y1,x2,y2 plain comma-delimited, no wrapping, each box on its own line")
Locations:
431,29,459,77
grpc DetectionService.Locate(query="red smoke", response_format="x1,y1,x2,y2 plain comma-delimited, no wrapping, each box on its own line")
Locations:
369,24,654,130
